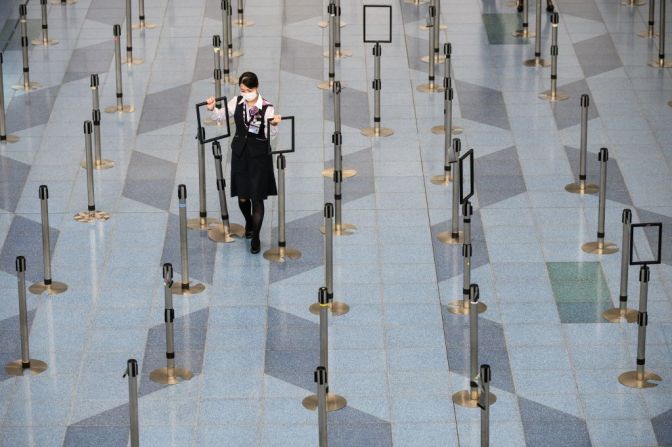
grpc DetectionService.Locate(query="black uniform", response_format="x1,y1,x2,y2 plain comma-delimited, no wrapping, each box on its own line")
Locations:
229,96,278,200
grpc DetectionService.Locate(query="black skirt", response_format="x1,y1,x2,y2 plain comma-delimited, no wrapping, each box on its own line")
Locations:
230,141,277,201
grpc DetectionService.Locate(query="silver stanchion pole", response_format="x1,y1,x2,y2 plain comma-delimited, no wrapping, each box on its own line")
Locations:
603,209,638,322
319,0,347,27
51,0,77,5
619,265,663,388
219,9,238,84
326,132,357,237
420,0,447,31
430,78,454,185
173,185,205,295
304,287,347,411
12,5,42,92
132,0,158,30
478,364,491,447
513,0,535,38
539,13,568,100
421,0,446,62
83,74,114,169
447,200,487,314
234,0,255,27
74,121,110,223
264,154,302,262
582,148,618,254
124,0,143,65
208,141,245,242
5,257,48,376
205,36,224,125
123,359,140,447
0,53,19,144
649,0,672,67
105,25,135,113
313,204,350,315
361,43,393,137
431,43,463,137
332,0,351,58
225,0,243,58
638,0,657,38
417,7,444,93
523,0,550,66
565,95,598,194
315,366,329,447
150,264,194,384
29,186,68,295
318,4,338,91
187,128,218,230
322,82,355,178
32,0,59,46
438,138,463,244
453,285,497,407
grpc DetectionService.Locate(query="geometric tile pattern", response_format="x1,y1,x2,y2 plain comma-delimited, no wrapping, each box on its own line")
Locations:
547,262,613,323
0,215,59,283
0,155,30,212
574,34,623,78
122,151,177,211
455,80,511,130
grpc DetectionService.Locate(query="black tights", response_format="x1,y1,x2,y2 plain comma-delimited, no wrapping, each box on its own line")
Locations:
238,198,264,237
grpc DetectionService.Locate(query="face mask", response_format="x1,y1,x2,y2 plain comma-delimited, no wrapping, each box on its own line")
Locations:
242,91,257,102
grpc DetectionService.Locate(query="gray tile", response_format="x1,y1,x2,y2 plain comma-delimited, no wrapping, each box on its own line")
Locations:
0,155,30,212
283,0,323,25
0,215,59,283
323,87,371,130
122,151,177,211
558,0,604,21
62,41,115,84
137,84,192,135
455,80,510,130
574,34,623,78
329,407,393,447
552,81,598,131
519,397,592,447
476,147,526,207
281,37,323,81
86,0,125,27
6,86,60,134
62,425,129,447
652,408,672,446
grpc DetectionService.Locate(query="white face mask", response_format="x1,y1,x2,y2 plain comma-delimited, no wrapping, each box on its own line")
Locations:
242,91,257,102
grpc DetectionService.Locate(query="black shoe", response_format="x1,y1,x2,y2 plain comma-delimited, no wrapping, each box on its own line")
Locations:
245,223,253,239
251,237,261,254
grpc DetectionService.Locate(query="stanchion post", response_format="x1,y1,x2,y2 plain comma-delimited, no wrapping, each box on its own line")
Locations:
12,5,42,91
322,82,356,178
648,0,672,67
208,141,245,242
214,36,223,108
85,74,114,169
453,285,497,407
124,0,143,65
603,209,638,322
234,0,255,27
150,264,194,384
318,4,338,90
264,153,302,261
420,0,447,45
4,257,48,376
565,95,598,194
123,359,140,447
513,0,535,38
304,287,347,411
172,185,205,295
638,0,657,38
105,25,135,113
332,0,351,58
581,148,618,254
417,6,445,93
225,0,243,58
187,128,218,230
32,0,59,46
29,186,68,295
219,8,237,84
132,0,158,30
0,53,19,143
313,204,350,315
438,139,463,244
431,43,463,137
478,364,491,447
74,122,110,223
523,0,550,66
315,366,329,447
539,13,568,101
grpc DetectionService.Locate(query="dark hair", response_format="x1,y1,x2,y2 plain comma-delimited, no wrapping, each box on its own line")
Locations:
238,72,259,89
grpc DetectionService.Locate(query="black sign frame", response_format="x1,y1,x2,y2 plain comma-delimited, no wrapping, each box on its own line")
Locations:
629,222,663,265
363,5,393,44
195,95,231,144
266,116,295,155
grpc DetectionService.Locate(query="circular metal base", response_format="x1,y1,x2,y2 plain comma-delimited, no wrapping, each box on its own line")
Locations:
565,182,599,194
171,282,206,296
322,168,357,178
512,29,535,38
234,19,255,28
430,174,453,185
80,159,115,170
452,390,497,408
618,370,662,388
539,90,570,102
123,58,144,65
420,55,447,64
228,49,244,58
621,0,646,5
263,247,302,263
31,38,59,46
323,50,353,59
437,231,464,245
187,217,219,231
104,104,135,114
318,20,347,28
12,82,42,92
361,127,394,137
446,299,487,315
28,281,68,296
74,211,110,223
419,24,447,31
602,307,638,323
524,58,551,67
581,241,619,255
319,223,357,236
132,22,158,30
309,300,350,316
5,359,48,376
302,393,347,411
416,83,445,93
52,0,76,4
0,135,20,143
207,223,246,242
149,367,193,384
431,125,463,135
637,30,657,38
649,59,672,68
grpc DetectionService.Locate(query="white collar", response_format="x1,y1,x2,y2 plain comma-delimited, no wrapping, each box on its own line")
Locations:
239,94,263,110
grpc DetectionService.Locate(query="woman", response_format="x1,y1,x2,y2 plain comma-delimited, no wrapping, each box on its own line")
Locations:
207,72,281,254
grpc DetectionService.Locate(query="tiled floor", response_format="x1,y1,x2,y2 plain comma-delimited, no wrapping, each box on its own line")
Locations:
0,0,671,445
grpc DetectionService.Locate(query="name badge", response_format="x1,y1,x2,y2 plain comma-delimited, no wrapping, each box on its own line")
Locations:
248,120,260,134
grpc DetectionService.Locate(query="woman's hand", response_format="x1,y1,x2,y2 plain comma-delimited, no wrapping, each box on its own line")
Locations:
206,97,215,111
271,114,282,125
